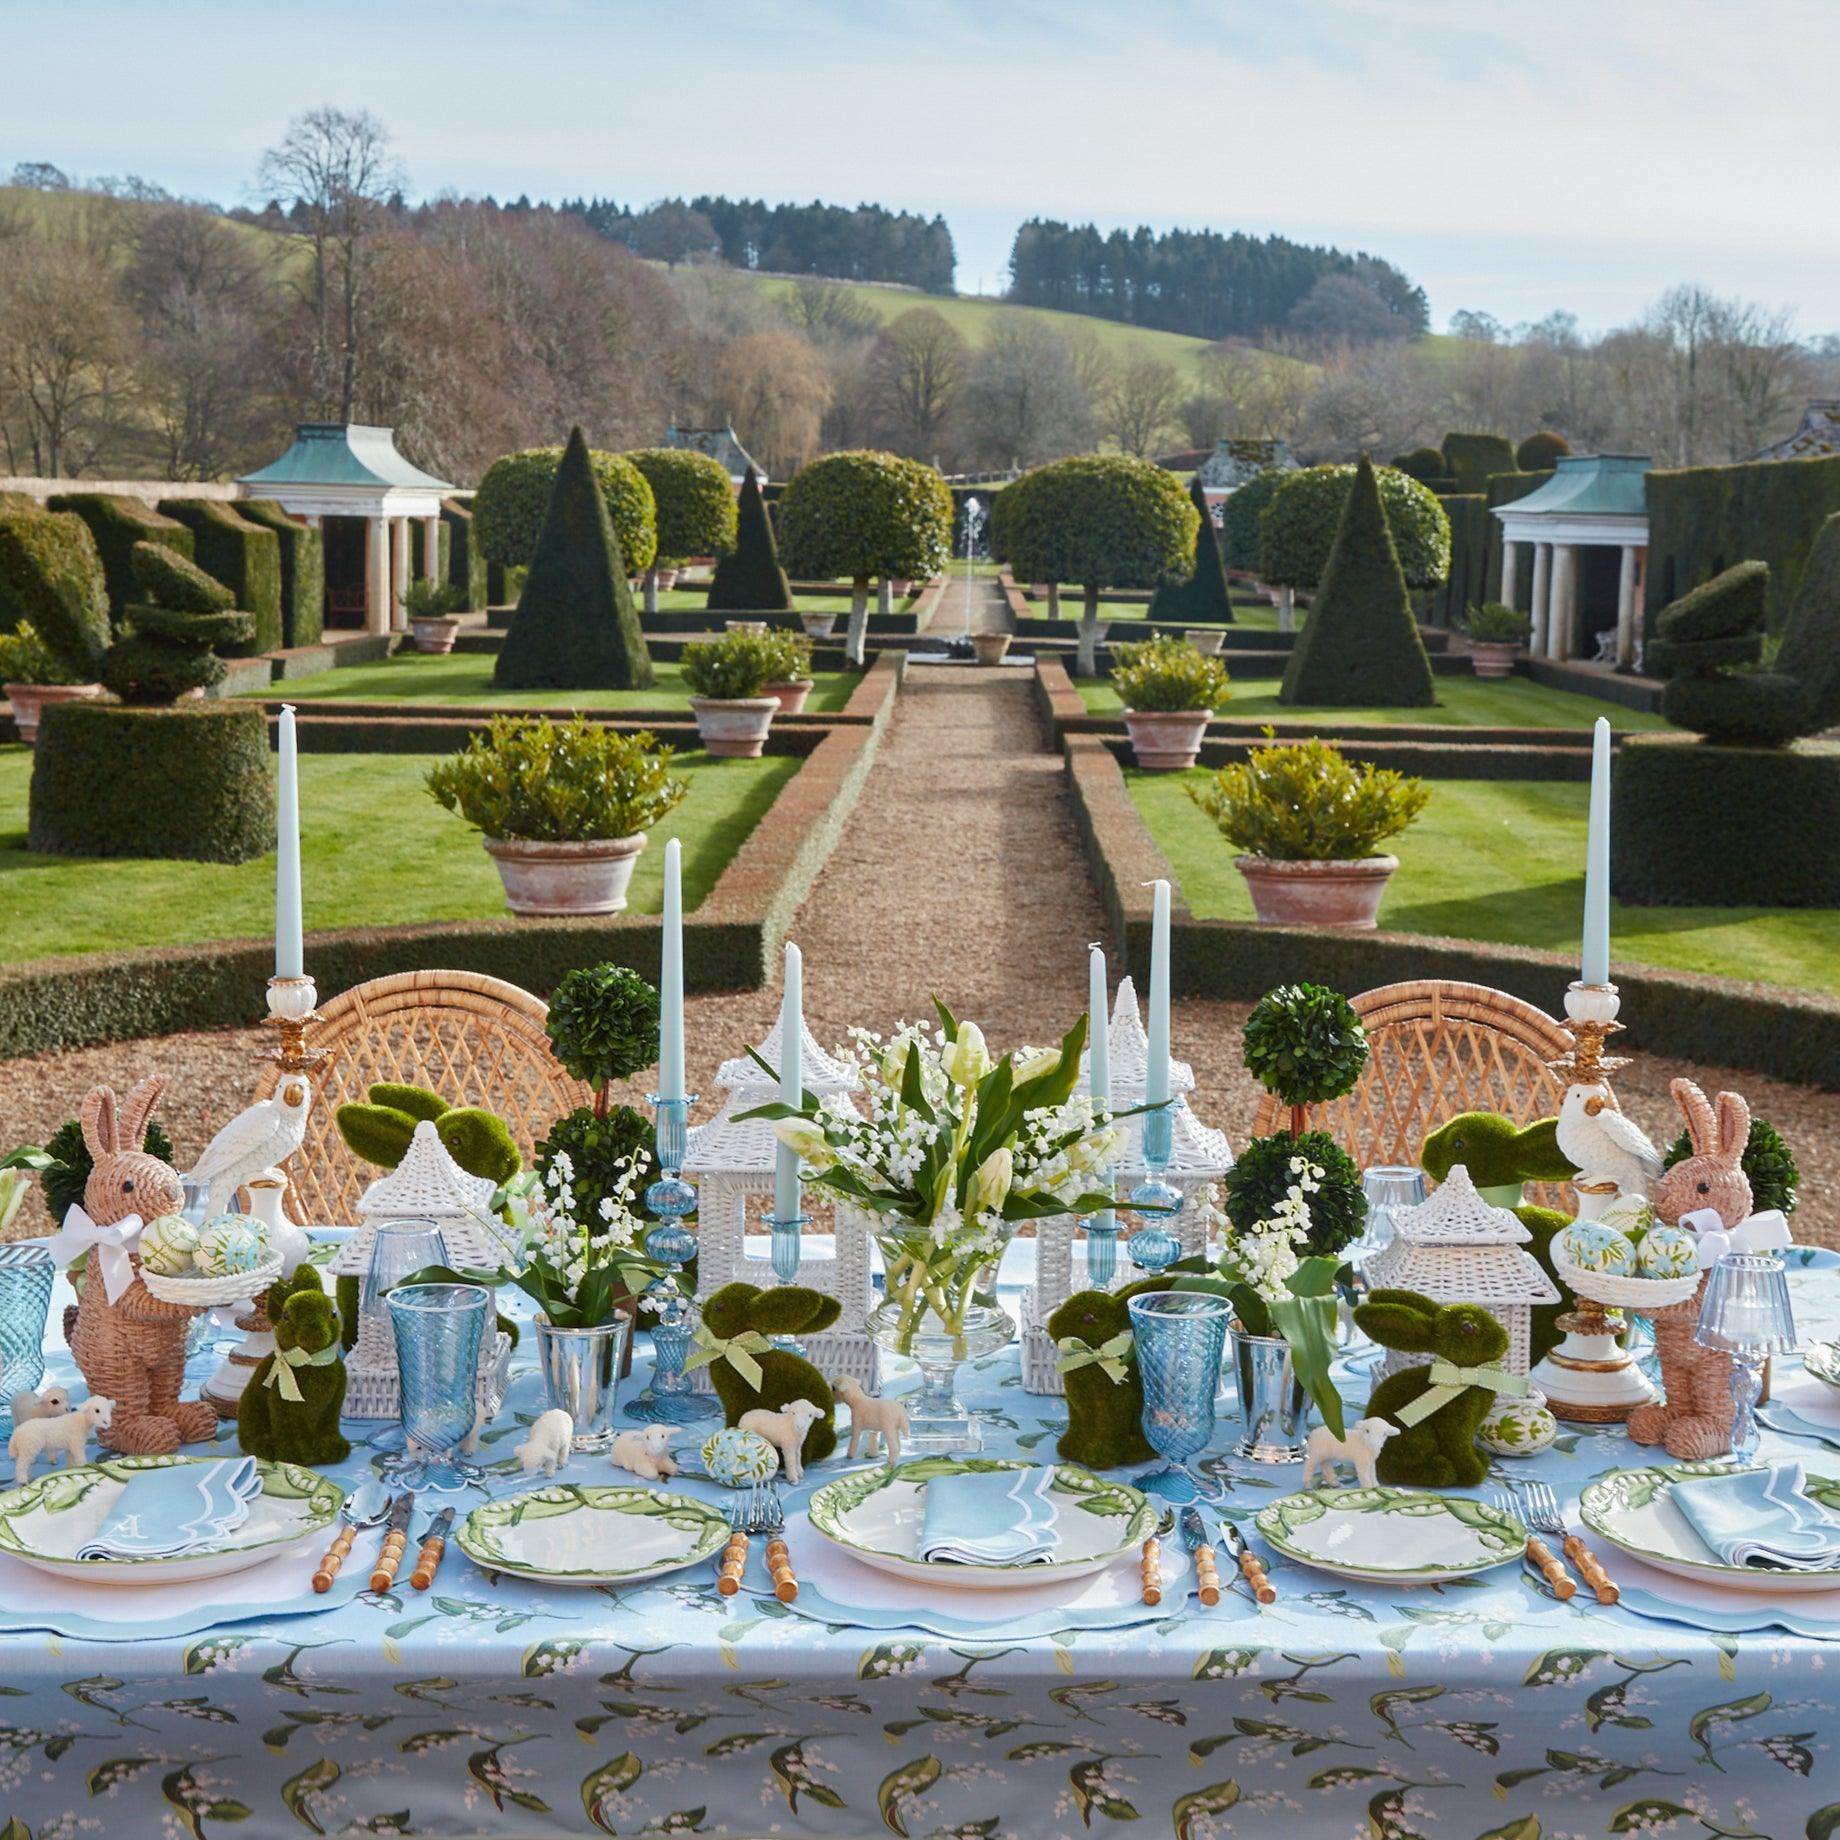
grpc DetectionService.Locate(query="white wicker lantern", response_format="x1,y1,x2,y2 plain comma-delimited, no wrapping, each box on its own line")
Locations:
1363,1163,1559,1379
1019,978,1233,1395
684,1013,878,1388
333,1120,518,1418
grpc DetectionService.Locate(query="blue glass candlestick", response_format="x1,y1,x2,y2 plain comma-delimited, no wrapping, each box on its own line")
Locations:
1129,1101,1183,1215
769,1211,806,1287
1085,1200,1119,1291
627,1094,719,1424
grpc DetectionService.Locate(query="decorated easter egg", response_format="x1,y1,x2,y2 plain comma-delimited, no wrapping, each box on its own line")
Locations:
1476,1387,1559,1456
1554,1222,1635,1275
1596,1193,1657,1241
701,1425,779,1486
195,1213,269,1278
1635,1224,1701,1280
137,1214,198,1276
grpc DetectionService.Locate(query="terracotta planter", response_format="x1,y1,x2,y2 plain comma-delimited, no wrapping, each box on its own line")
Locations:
1236,854,1399,929
655,568,679,590
690,695,778,758
483,833,647,916
971,632,1013,666
1183,629,1225,656
890,578,913,596
724,619,767,636
1123,707,1210,771
763,678,813,715
4,681,102,745
1469,640,1520,679
799,610,837,638
409,615,462,655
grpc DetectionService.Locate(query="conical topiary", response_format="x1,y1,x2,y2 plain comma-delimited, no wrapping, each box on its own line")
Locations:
1148,476,1234,624
494,424,654,691
706,465,792,612
1280,453,1435,708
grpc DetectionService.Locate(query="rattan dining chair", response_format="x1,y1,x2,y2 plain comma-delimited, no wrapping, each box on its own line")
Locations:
252,969,592,1225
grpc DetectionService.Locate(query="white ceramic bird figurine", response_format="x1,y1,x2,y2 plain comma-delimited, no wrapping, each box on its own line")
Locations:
1556,1081,1663,1198
187,1077,312,1208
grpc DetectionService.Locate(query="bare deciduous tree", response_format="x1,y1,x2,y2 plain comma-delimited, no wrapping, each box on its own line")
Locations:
706,330,833,476
870,307,965,456
1100,355,1183,457
960,319,1095,466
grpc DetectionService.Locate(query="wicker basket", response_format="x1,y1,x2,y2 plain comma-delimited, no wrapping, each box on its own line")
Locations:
141,1256,284,1308
1553,1257,1703,1312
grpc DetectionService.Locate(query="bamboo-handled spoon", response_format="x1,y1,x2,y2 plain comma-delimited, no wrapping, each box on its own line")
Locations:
312,1479,390,1595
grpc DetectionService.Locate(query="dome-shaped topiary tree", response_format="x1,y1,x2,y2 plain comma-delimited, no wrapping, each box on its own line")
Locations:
625,448,739,612
1391,446,1450,485
999,454,1198,675
1220,467,1288,575
776,450,954,666
1515,430,1571,472
473,445,658,577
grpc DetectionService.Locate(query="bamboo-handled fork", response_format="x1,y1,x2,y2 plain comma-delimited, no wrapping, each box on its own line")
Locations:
1493,1486,1575,1600
1523,1479,1618,1605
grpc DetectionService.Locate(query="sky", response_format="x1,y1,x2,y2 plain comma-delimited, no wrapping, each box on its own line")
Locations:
5,0,1837,336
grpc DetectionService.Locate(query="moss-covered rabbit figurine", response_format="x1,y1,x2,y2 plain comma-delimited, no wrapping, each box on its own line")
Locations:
1354,1287,1514,1488
696,1282,840,1467
1048,1282,1159,1469
238,1269,350,1467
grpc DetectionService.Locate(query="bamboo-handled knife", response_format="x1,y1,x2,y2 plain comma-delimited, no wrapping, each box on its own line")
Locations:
410,1506,456,1591
1222,1519,1276,1604
370,1492,416,1594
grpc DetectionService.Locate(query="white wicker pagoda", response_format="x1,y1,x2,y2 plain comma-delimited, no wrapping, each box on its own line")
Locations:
1363,1163,1559,1379
333,1121,518,1418
1020,977,1233,1394
683,1013,878,1388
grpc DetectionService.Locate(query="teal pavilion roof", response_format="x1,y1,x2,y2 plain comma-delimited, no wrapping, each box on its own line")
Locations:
240,423,451,492
1501,454,1650,520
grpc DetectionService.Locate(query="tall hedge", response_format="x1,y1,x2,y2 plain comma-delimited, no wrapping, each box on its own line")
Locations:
626,448,738,565
1777,510,1840,731
0,509,111,679
238,499,324,648
1440,432,1517,495
1259,463,1451,591
1485,469,1555,614
440,498,488,613
1423,493,1490,627
47,494,193,618
1280,454,1436,708
707,465,792,612
1147,475,1234,623
157,500,282,656
473,445,658,576
494,424,654,691
777,450,954,588
1221,468,1288,573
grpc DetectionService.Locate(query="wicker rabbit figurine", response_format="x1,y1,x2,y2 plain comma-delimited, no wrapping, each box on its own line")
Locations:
1625,1079,1750,1462
61,1080,218,1455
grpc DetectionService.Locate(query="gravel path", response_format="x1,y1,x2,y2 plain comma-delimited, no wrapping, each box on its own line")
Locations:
4,628,1834,1239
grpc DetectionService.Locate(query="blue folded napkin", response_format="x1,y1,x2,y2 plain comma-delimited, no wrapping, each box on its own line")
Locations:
919,1467,1062,1565
77,1458,262,1562
1672,1461,1840,1571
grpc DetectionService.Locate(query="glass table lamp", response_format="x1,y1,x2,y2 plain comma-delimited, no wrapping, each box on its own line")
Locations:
1695,1253,1796,1463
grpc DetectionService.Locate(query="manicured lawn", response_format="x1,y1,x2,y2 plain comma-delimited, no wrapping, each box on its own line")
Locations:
0,746,797,961
242,655,858,713
1077,673,1672,731
1022,596,1279,630
1129,768,1840,996
653,588,918,615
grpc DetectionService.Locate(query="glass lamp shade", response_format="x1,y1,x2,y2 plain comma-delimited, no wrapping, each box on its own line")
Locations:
1694,1254,1796,1357
362,1218,451,1321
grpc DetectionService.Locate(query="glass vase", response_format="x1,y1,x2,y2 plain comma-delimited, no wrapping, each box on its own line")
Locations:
866,1295,1012,1456
0,1246,54,1431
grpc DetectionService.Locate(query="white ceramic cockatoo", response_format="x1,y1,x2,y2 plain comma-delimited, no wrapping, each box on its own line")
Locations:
1556,1081,1664,1199
187,1076,312,1207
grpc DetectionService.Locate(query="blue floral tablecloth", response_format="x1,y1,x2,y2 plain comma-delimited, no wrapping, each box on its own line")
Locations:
6,1249,1840,1840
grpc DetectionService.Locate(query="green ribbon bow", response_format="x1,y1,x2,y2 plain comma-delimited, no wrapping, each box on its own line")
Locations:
683,1324,771,1392
1394,1358,1528,1428
1055,1330,1135,1385
263,1341,340,1405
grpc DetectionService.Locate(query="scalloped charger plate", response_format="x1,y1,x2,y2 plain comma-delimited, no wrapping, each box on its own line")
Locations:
1255,1485,1527,1583
456,1485,731,1585
804,1458,1157,1591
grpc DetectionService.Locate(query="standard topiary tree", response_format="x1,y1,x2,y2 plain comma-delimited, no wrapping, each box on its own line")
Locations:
1220,467,1288,574
999,454,1198,675
706,464,793,614
1147,475,1233,624
1259,461,1450,634
776,451,953,666
0,507,110,681
1516,431,1571,471
493,425,655,691
473,444,659,578
626,449,739,613
1279,454,1437,707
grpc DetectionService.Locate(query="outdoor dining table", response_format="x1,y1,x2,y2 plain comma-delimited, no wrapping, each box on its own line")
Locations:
4,1242,1839,1839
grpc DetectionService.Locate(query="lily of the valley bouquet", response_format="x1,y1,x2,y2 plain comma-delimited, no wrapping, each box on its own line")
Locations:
496,1149,661,1329
745,1003,1124,1357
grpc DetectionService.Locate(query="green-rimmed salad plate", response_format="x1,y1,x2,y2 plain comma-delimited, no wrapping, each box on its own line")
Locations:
1802,1342,1840,1391
456,1485,730,1586
804,1457,1156,1591
0,1454,342,1586
1255,1486,1527,1583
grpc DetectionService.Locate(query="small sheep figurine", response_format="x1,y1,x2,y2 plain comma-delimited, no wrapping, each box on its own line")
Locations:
610,1423,679,1483
739,1399,825,1485
832,1376,908,1467
9,1388,70,1426
10,1395,113,1483
514,1409,577,1479
1302,1417,1399,1491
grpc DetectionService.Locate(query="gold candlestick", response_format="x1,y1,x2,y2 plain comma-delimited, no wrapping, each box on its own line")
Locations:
265,973,326,1074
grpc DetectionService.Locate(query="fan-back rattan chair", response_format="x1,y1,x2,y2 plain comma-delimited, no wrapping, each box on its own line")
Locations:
253,970,591,1225
1250,979,1586,1211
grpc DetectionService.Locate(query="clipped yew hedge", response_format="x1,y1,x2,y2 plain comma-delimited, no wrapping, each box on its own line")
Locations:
1440,432,1517,494
157,499,283,654
441,498,488,613
48,493,193,617
239,499,325,648
0,507,111,678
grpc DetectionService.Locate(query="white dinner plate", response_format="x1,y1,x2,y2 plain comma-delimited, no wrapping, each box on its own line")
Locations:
1254,1486,1526,1583
456,1485,730,1586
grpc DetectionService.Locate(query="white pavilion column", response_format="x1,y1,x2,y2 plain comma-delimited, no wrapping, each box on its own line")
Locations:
1615,544,1640,671
1529,542,1552,657
421,516,441,584
1550,544,1579,660
389,516,410,632
1499,540,1519,610
365,517,390,636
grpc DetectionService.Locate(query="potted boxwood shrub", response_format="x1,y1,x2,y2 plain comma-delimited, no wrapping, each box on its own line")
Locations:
1188,734,1430,928
760,629,816,715
682,631,781,757
425,713,686,916
403,578,468,653
1110,635,1230,771
0,622,101,744
1463,600,1533,677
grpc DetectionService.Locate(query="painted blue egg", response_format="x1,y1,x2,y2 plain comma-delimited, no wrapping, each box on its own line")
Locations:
702,1426,779,1486
1636,1224,1701,1279
1555,1222,1635,1275
195,1213,268,1277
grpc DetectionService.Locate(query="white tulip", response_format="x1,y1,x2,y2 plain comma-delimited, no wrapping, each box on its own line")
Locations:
1012,1046,1060,1083
970,1147,1014,1214
942,1021,991,1087
772,1119,831,1164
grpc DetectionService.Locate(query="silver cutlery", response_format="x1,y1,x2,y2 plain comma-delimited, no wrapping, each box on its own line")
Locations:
755,1480,798,1602
1522,1479,1618,1604
717,1490,751,1597
1178,1505,1222,1606
1491,1485,1575,1601
369,1491,417,1594
1221,1519,1275,1605
410,1505,456,1591
312,1477,390,1594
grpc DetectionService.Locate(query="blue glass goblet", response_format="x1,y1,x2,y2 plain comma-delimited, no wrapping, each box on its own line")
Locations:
385,1282,488,1491
1128,1290,1232,1503
0,1246,54,1433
